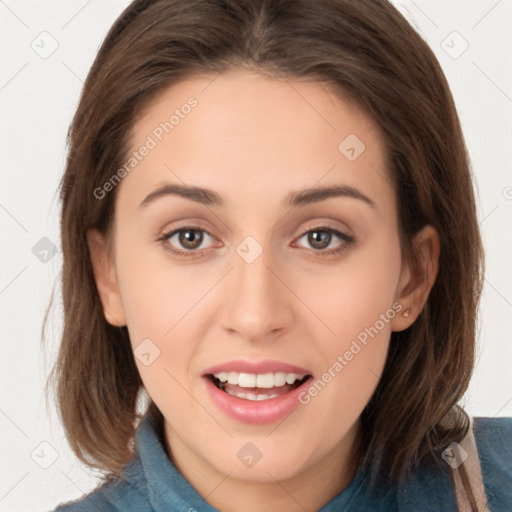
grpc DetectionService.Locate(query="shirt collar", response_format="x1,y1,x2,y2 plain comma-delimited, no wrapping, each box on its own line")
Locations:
132,407,457,511
135,408,219,511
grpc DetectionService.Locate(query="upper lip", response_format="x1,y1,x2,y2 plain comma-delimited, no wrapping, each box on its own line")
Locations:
202,359,312,377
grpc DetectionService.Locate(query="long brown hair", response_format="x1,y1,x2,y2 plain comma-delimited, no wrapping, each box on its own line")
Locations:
43,0,484,507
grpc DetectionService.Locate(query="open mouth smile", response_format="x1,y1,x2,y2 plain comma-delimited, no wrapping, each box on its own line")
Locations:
202,362,313,424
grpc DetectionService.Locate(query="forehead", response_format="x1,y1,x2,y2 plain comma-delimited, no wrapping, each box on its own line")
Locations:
121,69,394,216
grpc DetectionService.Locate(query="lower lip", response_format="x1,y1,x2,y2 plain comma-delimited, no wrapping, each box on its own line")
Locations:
203,376,313,425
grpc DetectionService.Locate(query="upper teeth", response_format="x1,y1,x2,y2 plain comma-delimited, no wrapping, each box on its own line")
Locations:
213,372,306,388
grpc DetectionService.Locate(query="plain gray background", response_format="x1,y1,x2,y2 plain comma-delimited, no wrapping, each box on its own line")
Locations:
1,1,511,510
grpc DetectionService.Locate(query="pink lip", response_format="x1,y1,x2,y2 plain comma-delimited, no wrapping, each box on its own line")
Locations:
203,374,313,424
201,359,313,425
202,359,312,376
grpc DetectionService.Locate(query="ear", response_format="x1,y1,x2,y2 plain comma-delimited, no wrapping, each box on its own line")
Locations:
86,228,127,327
391,225,440,332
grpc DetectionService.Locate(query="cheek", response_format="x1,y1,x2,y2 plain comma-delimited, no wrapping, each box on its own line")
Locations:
117,253,201,413
305,232,402,340
296,232,401,410
114,236,208,390
298,272,396,444
115,233,203,340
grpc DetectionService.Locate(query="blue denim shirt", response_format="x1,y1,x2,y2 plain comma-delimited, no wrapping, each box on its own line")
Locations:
53,413,512,511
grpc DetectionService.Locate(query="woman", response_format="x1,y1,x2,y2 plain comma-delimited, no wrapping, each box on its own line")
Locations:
47,0,512,510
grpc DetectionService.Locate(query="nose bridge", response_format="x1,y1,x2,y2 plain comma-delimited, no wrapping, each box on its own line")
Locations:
221,235,290,339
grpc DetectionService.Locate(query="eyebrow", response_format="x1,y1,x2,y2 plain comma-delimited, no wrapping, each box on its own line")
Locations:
139,183,376,210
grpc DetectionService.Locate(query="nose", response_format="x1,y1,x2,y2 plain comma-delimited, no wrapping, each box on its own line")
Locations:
220,240,294,343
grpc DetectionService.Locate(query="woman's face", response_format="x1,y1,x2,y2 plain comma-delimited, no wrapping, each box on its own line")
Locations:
91,69,425,486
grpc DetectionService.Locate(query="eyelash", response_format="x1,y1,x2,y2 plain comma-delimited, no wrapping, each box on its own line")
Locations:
157,225,356,259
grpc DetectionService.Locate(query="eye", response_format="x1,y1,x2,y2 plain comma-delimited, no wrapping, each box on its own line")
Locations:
294,227,355,256
157,226,217,257
157,225,356,258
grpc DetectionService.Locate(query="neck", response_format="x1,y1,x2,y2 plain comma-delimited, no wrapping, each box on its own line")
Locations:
163,420,362,512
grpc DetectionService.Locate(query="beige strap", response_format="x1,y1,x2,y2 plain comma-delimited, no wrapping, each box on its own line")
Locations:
450,416,490,512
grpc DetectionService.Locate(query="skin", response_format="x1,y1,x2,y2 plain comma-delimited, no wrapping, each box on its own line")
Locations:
88,69,440,512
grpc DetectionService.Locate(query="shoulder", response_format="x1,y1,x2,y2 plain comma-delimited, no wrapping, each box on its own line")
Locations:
395,417,512,511
473,416,512,509
52,458,152,512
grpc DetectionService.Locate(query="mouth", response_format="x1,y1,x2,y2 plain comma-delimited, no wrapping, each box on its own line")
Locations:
206,371,311,401
201,362,314,424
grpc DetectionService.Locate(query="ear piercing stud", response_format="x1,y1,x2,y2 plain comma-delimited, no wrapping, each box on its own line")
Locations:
402,308,411,317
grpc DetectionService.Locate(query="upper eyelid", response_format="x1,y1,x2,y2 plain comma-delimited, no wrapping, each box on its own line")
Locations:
162,223,349,237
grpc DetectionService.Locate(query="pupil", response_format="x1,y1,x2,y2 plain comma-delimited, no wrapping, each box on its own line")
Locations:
180,230,202,249
309,230,330,249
